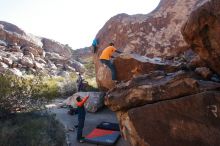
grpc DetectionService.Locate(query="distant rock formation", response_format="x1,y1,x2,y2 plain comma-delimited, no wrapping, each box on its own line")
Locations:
0,21,43,56
72,47,92,61
0,21,85,76
42,38,72,59
0,21,26,35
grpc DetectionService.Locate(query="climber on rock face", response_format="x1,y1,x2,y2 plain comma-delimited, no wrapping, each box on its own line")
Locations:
92,38,99,53
99,42,122,83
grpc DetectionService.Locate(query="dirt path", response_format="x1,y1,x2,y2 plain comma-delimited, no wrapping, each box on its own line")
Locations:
50,105,130,146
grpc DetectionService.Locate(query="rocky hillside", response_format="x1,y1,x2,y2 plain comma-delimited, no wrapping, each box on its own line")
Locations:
93,0,220,145
0,21,86,76
71,47,92,62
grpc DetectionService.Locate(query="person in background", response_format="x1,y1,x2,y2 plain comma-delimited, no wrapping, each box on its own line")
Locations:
76,95,89,143
92,38,99,53
76,73,83,92
99,42,122,83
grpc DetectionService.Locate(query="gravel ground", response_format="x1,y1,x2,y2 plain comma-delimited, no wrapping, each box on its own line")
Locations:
50,105,130,146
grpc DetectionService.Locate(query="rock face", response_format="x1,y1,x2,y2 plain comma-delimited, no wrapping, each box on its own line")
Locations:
120,91,220,146
103,0,220,145
106,70,220,146
97,53,181,90
114,54,180,80
94,0,208,90
182,0,220,76
106,71,220,111
95,0,207,58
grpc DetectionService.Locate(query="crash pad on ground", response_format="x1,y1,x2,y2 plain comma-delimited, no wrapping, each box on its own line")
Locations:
96,121,120,131
85,128,121,146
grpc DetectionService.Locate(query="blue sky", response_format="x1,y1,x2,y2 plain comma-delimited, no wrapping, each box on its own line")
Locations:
0,0,160,49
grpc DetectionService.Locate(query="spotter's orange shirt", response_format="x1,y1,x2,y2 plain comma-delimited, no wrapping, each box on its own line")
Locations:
76,96,89,107
99,46,116,60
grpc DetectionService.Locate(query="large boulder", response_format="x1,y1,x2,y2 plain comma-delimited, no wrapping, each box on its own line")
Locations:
96,53,181,90
105,70,220,145
106,71,220,111
81,92,105,113
95,0,207,58
103,1,220,145
119,91,220,146
114,53,180,80
65,92,105,113
94,0,208,90
182,0,220,76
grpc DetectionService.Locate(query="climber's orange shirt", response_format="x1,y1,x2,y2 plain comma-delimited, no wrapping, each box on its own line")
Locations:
99,46,116,60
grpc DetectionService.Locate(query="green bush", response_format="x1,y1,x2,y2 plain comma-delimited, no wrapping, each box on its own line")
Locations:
0,74,59,118
0,74,66,146
42,77,59,99
0,112,66,146
83,57,96,78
